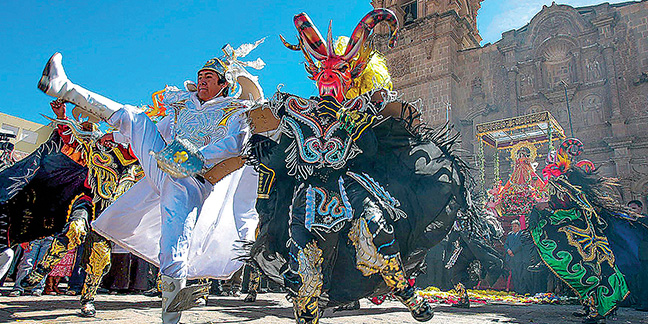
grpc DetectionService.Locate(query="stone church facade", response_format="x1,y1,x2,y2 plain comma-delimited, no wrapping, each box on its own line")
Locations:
372,0,648,202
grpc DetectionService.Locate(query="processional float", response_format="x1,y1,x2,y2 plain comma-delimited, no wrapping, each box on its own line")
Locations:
475,111,565,232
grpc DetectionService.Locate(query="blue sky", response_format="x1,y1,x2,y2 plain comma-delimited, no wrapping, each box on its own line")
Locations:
0,0,630,124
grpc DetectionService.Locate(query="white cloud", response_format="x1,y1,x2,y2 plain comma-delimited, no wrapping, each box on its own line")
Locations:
479,0,631,44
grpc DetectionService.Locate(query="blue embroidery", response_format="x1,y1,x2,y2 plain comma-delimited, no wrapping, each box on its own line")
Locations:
347,171,408,221
304,182,353,232
280,95,362,180
377,239,396,252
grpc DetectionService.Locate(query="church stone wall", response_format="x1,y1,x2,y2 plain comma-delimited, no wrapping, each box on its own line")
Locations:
373,0,648,201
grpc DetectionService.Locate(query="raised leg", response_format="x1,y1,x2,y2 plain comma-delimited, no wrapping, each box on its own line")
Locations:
38,53,122,121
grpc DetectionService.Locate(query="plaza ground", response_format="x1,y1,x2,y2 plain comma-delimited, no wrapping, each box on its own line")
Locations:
0,284,647,324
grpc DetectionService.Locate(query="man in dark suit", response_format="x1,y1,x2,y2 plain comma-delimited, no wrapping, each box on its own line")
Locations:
505,220,526,294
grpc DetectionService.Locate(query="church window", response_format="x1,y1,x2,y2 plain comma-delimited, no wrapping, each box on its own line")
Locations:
402,1,417,25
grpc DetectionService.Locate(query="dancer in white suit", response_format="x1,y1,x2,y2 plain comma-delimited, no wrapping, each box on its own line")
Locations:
37,43,264,323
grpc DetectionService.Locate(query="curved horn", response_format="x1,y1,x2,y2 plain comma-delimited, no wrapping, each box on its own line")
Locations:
293,13,328,61
280,35,319,76
559,138,584,157
342,8,399,61
326,21,335,57
575,160,595,173
280,34,301,51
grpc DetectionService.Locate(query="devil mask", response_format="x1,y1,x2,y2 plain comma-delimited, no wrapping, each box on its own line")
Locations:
281,9,399,102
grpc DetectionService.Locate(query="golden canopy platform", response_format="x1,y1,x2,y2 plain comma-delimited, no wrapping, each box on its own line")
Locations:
475,111,565,149
475,111,566,231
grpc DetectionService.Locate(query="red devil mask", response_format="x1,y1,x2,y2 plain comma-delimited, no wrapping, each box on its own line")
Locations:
281,9,399,102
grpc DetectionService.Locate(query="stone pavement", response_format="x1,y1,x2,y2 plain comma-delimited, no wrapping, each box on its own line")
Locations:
0,285,647,324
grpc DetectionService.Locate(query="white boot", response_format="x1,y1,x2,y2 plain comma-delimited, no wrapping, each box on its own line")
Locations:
160,275,185,324
38,53,123,121
0,248,14,280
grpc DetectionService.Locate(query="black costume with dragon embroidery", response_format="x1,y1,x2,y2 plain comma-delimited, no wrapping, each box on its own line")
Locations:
248,88,470,308
0,131,89,250
247,9,470,323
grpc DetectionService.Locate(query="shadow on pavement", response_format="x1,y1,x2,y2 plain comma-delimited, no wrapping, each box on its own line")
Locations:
0,299,159,322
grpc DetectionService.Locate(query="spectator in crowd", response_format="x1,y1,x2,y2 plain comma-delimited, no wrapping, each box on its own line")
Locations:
504,220,525,294
102,244,150,294
44,247,77,295
219,268,243,297
8,238,53,296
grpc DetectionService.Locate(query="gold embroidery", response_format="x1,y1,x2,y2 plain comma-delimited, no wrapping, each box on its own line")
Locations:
256,163,276,199
348,218,407,290
38,238,67,271
81,239,111,302
65,219,87,250
293,241,323,324
348,217,386,276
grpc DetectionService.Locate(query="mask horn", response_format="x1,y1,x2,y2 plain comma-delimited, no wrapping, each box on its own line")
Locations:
293,13,328,61
342,8,399,61
326,21,335,57
280,35,300,51
280,35,319,76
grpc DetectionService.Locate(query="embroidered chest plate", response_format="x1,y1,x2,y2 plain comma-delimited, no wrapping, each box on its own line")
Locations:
279,96,361,180
166,92,245,148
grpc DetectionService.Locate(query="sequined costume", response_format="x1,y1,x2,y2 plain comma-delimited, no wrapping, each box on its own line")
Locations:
37,42,264,323
247,9,470,324
19,118,143,317
528,138,642,323
91,87,258,279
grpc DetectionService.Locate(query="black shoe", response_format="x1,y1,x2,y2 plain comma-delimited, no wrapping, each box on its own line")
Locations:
142,288,161,298
412,302,435,322
244,291,257,303
7,290,22,297
394,286,434,322
572,310,588,318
